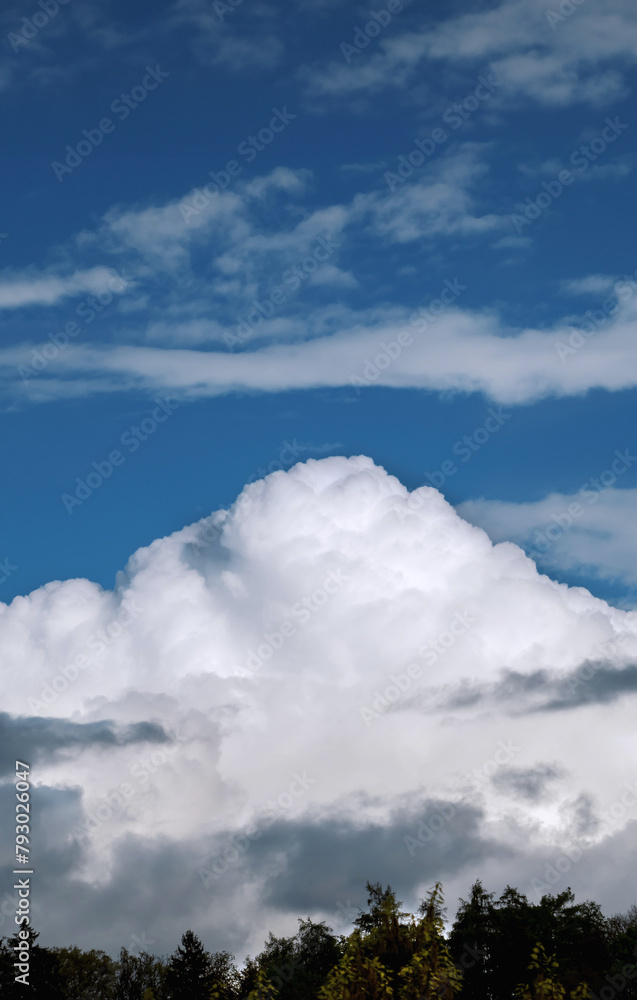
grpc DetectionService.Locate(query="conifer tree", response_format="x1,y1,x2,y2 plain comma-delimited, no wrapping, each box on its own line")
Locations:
166,929,214,1000
0,923,66,999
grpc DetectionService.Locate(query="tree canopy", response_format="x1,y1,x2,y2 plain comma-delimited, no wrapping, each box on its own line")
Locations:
1,880,636,999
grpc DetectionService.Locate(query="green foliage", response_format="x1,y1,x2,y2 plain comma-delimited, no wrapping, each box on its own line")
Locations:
319,882,461,1000
208,949,242,1000
515,942,590,1000
115,947,166,999
247,917,342,1000
53,945,118,998
399,885,462,1000
318,935,394,1000
1,880,636,1000
244,967,279,1000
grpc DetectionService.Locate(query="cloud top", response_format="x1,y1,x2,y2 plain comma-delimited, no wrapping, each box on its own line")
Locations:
2,456,637,955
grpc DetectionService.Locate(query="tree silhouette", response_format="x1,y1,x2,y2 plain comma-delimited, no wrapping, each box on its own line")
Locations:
0,923,66,999
165,929,214,1000
248,917,341,1000
115,947,165,999
244,967,279,1000
449,881,613,1000
447,877,495,997
208,949,241,999
0,879,635,1000
53,944,118,997
515,942,589,1000
605,903,637,1000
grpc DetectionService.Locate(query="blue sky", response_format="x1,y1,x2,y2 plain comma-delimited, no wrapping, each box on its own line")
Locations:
3,0,637,959
2,0,637,607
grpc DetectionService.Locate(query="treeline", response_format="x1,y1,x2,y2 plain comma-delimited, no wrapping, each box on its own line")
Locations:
1,880,636,999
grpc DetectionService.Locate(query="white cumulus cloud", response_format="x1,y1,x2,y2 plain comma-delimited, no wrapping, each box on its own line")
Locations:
2,456,637,956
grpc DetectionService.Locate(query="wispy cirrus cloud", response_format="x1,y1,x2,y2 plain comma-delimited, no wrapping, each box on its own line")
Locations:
0,266,129,311
458,484,637,586
4,287,637,406
303,0,637,109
